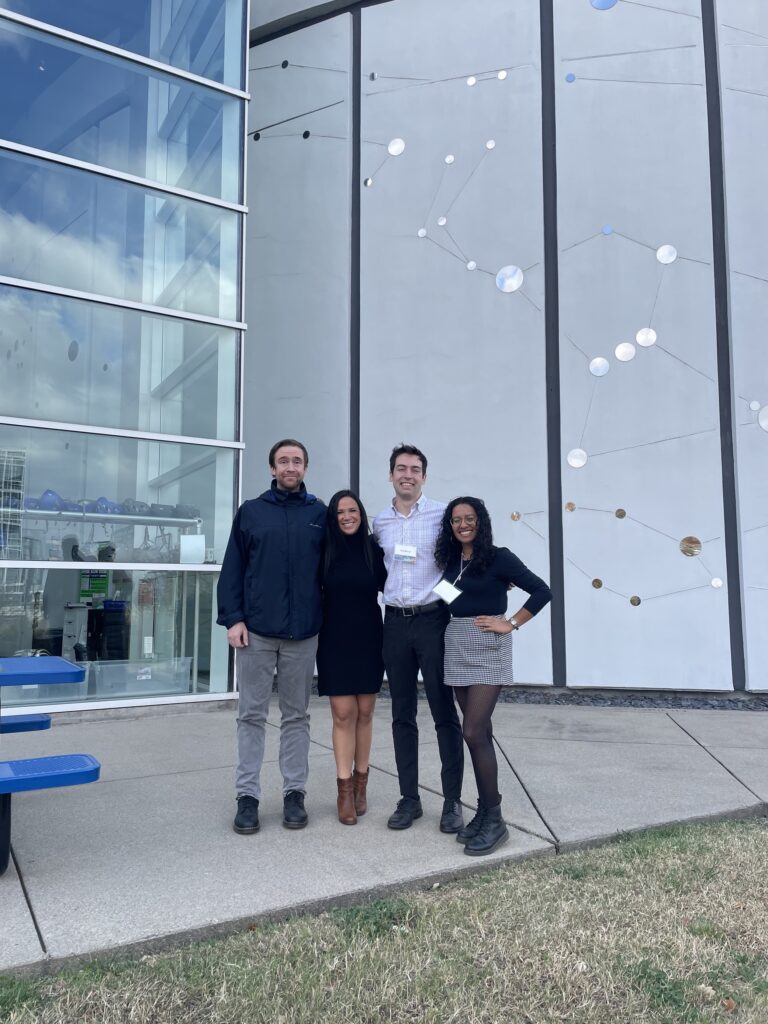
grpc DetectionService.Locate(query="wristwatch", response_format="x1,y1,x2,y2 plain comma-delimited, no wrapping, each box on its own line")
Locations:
506,616,520,630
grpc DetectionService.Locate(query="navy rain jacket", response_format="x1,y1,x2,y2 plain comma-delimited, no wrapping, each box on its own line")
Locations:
217,482,326,640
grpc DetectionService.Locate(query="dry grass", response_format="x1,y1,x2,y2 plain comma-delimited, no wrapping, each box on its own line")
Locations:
4,820,768,1024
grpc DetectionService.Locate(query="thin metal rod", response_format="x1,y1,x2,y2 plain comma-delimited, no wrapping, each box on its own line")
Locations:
350,10,361,492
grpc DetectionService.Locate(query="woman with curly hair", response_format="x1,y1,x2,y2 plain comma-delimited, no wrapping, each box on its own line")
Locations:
434,497,551,855
317,490,387,825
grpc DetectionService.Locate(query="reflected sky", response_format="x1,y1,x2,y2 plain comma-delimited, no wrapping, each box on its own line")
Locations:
0,19,242,202
0,0,245,88
0,149,240,319
0,284,238,439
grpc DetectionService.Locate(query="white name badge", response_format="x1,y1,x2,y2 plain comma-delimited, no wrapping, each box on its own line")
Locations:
394,543,417,563
433,579,462,604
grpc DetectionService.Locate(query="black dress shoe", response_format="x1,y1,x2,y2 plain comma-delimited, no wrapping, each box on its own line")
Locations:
283,790,308,829
439,799,465,834
233,794,260,834
387,796,423,830
464,802,509,856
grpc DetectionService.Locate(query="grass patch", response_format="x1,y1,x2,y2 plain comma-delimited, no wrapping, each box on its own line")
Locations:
0,979,41,1019
4,820,768,1024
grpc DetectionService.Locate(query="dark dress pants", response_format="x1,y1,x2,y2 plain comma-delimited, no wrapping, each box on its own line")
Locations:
383,604,464,801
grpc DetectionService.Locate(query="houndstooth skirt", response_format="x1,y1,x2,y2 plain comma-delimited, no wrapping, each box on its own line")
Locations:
444,616,514,687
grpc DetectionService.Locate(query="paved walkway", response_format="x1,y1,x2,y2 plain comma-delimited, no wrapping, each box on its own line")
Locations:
2,698,767,973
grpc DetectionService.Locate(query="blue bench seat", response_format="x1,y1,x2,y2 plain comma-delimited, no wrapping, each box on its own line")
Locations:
0,755,100,875
0,754,100,795
0,714,52,734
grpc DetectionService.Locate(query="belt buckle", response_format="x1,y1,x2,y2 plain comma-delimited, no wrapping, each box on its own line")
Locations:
403,605,415,617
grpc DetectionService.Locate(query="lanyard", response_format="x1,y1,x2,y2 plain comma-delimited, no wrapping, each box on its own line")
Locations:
452,556,472,586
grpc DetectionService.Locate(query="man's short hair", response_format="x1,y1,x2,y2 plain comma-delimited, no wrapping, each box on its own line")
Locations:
389,444,428,475
269,438,309,468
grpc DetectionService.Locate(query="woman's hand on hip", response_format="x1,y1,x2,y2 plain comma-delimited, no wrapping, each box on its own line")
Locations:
474,615,513,634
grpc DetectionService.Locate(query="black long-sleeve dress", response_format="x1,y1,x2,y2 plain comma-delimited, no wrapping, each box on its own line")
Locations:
316,534,387,696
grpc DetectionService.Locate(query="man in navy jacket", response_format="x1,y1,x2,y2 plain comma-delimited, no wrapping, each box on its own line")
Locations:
217,439,326,834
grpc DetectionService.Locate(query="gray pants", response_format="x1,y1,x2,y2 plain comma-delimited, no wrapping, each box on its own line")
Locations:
236,632,318,800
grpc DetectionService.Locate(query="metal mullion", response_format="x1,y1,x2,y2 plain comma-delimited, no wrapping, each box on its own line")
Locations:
700,0,747,690
0,139,247,214
0,415,244,450
0,8,249,100
0,275,247,331
540,0,567,687
0,561,220,573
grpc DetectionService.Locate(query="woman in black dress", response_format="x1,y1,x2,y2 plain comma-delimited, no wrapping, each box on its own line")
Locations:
317,490,387,825
435,497,551,856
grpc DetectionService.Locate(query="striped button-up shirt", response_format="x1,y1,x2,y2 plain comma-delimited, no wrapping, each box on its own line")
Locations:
373,494,446,608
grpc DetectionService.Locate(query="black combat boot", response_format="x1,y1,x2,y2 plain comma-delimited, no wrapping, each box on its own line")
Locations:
463,802,508,856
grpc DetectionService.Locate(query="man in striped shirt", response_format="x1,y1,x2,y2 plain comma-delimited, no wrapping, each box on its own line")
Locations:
373,444,464,833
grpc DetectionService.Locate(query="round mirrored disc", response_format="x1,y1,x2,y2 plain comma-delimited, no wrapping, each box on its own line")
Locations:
656,244,678,264
749,400,760,412
495,265,524,293
615,509,626,519
565,73,576,83
565,501,576,512
589,357,610,377
466,76,477,86
679,536,702,557
437,215,447,226
615,342,636,362
387,138,405,157
486,139,496,150
466,261,477,271
363,178,373,187
592,579,603,589
567,448,588,468
636,328,657,347
510,511,521,521
592,0,619,8
417,228,427,238
630,595,641,607
711,577,724,589
758,405,768,432
445,154,455,164
498,70,508,80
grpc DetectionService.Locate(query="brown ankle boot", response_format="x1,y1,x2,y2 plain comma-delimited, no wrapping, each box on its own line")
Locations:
352,768,369,816
337,777,357,825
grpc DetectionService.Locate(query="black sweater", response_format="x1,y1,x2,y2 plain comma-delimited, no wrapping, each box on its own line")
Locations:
442,547,551,618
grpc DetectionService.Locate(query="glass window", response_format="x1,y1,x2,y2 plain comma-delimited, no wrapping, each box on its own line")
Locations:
0,284,238,441
0,426,235,564
0,568,229,701
0,20,242,202
0,0,246,89
0,149,240,320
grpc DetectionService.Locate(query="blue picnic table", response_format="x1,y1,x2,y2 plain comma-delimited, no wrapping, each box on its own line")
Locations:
0,657,100,876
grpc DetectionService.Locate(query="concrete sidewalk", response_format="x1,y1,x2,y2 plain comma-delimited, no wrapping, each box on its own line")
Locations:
2,699,767,973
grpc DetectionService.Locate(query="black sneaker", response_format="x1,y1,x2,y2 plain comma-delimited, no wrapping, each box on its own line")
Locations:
233,794,260,834
283,790,308,829
439,798,464,834
387,796,423,830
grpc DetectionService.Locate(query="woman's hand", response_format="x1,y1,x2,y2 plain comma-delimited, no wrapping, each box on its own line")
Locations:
474,615,514,634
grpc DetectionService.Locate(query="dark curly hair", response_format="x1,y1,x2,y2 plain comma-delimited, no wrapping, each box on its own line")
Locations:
434,496,496,576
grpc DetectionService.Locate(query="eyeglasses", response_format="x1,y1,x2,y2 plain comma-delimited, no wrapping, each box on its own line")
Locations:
450,515,477,526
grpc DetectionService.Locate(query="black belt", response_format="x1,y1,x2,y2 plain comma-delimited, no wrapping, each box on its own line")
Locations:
385,600,443,617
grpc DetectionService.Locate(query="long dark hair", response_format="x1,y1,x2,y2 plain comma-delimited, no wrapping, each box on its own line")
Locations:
434,496,495,576
324,490,376,577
